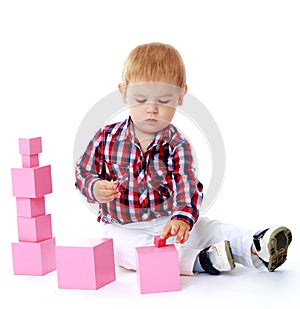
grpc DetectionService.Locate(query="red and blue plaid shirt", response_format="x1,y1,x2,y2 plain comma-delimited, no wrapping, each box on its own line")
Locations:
75,116,203,229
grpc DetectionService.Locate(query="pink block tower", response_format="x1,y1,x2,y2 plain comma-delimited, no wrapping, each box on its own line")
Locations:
11,137,56,275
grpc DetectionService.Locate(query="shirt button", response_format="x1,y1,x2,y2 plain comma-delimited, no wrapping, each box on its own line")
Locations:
142,213,149,220
102,216,108,223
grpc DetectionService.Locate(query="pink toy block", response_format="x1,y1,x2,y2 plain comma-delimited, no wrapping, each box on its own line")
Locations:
16,197,45,218
11,165,52,198
154,235,166,247
11,237,56,275
56,238,116,290
135,244,180,294
19,137,42,155
17,214,52,242
22,154,39,168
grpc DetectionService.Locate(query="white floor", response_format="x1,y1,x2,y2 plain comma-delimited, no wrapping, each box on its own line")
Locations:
1,255,299,309
1,217,299,309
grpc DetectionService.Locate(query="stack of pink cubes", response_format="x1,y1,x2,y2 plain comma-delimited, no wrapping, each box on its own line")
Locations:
11,137,56,275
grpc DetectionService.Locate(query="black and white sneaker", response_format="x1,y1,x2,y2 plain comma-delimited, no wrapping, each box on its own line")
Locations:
199,240,236,275
253,225,292,272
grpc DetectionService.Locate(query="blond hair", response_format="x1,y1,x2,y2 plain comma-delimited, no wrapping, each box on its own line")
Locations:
121,42,186,88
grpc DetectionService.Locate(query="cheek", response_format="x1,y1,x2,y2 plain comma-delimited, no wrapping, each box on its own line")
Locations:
160,107,176,121
129,106,144,119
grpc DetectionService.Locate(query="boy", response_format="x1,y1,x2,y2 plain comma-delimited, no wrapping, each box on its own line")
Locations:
75,42,292,275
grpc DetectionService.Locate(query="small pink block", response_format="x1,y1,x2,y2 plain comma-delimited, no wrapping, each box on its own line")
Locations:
56,238,116,290
11,165,52,198
135,244,181,294
19,137,42,155
12,238,56,275
154,235,166,247
17,214,52,242
16,197,46,218
22,154,39,168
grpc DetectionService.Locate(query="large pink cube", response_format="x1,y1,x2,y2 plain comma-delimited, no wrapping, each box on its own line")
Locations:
19,137,42,155
12,237,56,275
17,214,52,242
11,165,52,197
135,244,181,294
56,238,116,290
16,197,46,218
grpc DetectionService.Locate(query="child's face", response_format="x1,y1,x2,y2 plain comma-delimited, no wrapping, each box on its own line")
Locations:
119,82,186,135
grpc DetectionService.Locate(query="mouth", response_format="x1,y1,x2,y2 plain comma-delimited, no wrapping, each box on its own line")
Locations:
145,118,158,122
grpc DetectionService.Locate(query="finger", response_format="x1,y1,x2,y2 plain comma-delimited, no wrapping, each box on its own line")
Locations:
171,223,179,236
94,186,116,197
176,225,190,244
183,230,189,243
94,184,120,200
112,180,120,189
175,226,184,243
98,191,121,203
161,225,172,239
101,180,119,190
99,181,120,193
177,229,189,244
95,187,117,198
107,192,121,202
105,190,121,198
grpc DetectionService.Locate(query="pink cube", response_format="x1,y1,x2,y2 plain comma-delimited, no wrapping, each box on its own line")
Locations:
11,165,52,197
19,137,42,155
135,244,181,294
154,235,166,247
12,237,56,275
16,197,46,218
56,238,116,290
22,154,39,168
17,214,52,242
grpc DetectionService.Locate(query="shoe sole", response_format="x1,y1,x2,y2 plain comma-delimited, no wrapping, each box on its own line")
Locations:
224,240,236,270
267,226,292,272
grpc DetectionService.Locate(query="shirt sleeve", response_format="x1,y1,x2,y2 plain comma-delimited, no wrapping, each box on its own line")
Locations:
75,129,104,203
170,139,203,230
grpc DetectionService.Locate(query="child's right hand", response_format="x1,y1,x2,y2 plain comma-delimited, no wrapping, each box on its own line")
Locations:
93,180,121,203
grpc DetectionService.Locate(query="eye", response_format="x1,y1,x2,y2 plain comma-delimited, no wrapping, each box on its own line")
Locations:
135,98,147,103
158,99,171,104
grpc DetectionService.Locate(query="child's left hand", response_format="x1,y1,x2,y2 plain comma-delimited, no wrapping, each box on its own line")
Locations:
161,219,190,244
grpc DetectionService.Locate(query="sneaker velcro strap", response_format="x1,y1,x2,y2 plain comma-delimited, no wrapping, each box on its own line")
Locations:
253,228,269,252
199,250,220,275
260,258,269,268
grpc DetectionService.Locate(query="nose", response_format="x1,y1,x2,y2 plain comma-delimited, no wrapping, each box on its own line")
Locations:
146,102,158,114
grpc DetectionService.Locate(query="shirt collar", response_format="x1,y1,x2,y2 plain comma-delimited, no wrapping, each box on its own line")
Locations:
118,116,135,142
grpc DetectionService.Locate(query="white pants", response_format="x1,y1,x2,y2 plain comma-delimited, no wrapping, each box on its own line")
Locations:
101,216,259,276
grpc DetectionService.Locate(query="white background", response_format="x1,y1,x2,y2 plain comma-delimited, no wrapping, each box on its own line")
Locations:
0,1,299,308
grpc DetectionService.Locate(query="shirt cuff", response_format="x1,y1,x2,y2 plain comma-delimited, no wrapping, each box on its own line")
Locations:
171,212,195,230
87,178,101,203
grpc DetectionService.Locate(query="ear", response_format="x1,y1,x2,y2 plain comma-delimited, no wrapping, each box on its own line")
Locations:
178,84,187,106
118,83,127,104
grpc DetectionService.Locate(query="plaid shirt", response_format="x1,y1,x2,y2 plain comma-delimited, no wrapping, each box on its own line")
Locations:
75,116,203,229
